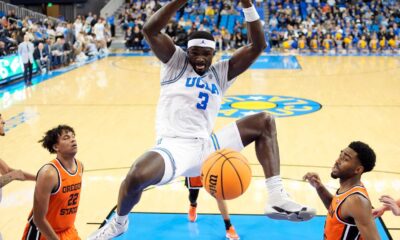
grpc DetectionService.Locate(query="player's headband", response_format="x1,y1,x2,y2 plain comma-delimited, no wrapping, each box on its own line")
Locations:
187,38,216,50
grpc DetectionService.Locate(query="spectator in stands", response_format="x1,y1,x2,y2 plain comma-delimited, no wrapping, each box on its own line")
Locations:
6,10,17,25
233,31,245,49
165,21,176,38
46,23,56,40
310,34,319,53
322,34,334,53
205,5,215,18
24,28,34,42
74,16,83,37
129,25,143,50
64,23,75,47
18,34,34,85
85,35,98,57
298,35,307,53
379,36,388,52
104,23,112,49
55,22,65,37
94,18,105,43
73,31,88,62
86,12,94,26
220,4,231,15
94,18,109,54
343,35,354,53
0,41,7,57
63,37,73,65
33,42,50,74
357,35,369,54
212,26,222,51
125,27,134,50
369,34,379,53
32,25,44,44
221,26,231,50
51,36,65,68
106,13,116,37
91,14,98,27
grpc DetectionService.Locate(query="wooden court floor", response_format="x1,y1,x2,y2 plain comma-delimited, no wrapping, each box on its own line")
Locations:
0,54,399,239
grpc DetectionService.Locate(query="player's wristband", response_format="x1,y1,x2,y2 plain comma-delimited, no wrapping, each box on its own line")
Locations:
243,5,260,22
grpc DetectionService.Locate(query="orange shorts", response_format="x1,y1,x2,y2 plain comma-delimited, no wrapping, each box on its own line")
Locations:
22,223,80,240
185,176,203,189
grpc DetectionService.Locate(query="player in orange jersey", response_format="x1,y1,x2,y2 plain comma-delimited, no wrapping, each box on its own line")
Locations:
185,177,239,240
304,141,380,240
22,125,82,240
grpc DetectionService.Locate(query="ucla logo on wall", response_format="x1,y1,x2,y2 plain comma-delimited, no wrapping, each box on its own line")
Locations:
219,95,321,118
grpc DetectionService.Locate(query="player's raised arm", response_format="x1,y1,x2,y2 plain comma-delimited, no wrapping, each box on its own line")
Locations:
303,172,333,210
228,0,266,80
142,0,187,63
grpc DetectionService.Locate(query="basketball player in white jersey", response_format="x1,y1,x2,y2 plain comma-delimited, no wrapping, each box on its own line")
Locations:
88,0,316,238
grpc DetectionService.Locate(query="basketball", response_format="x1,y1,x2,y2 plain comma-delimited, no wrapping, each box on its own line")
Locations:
201,149,252,200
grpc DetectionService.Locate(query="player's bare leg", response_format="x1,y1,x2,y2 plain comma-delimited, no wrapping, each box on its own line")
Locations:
88,152,165,239
237,112,316,221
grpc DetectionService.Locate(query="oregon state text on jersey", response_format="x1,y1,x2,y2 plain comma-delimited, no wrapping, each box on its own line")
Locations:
324,185,370,240
22,159,83,240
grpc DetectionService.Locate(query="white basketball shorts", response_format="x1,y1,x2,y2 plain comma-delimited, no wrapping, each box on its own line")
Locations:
150,122,244,185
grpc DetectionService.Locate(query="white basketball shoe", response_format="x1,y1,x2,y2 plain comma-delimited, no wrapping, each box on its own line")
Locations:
265,191,316,222
87,216,128,240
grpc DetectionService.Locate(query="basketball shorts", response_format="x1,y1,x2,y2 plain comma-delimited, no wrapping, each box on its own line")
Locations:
151,122,244,185
22,224,80,240
185,176,203,189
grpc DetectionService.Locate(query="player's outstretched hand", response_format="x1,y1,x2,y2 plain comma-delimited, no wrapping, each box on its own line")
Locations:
303,172,323,189
372,206,387,218
10,169,26,181
379,195,400,216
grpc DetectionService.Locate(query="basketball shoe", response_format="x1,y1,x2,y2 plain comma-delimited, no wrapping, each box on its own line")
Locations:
188,206,197,222
226,226,240,240
265,191,316,222
87,216,128,240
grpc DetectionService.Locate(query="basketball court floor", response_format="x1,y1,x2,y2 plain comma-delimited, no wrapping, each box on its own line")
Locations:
0,53,399,239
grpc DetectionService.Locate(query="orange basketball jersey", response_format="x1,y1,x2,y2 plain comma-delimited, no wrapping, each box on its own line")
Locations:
22,159,83,240
324,184,369,240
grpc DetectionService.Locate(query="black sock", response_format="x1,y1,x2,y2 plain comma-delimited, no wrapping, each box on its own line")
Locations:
224,219,232,230
189,189,199,207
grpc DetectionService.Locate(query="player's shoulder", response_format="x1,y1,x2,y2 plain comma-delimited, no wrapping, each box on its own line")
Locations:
212,57,229,66
36,163,59,185
38,164,58,177
343,191,371,211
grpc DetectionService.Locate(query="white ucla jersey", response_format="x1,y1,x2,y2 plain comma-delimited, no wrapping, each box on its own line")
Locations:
156,46,236,139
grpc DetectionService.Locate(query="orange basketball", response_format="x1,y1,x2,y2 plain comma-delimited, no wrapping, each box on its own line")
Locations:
201,149,252,200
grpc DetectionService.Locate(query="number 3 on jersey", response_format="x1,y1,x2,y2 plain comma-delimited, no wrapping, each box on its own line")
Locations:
197,92,209,110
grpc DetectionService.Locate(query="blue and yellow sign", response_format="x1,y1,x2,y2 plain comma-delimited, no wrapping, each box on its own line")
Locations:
219,95,321,118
